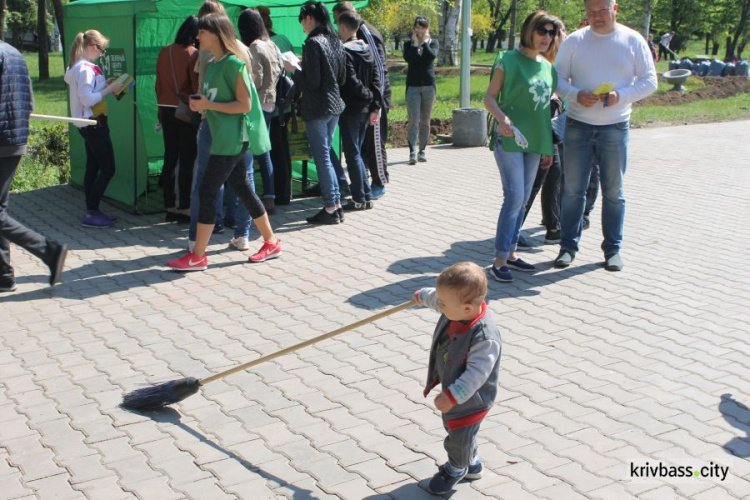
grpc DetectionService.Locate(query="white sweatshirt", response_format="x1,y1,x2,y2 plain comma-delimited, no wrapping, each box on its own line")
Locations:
64,59,106,127
554,24,657,126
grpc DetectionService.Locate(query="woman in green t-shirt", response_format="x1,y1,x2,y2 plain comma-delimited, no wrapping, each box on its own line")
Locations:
168,14,281,272
484,10,560,283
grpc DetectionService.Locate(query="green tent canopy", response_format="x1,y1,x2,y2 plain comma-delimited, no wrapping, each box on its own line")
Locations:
63,0,367,211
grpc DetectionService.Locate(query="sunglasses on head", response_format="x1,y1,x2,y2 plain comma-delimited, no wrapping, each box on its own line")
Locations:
536,26,556,37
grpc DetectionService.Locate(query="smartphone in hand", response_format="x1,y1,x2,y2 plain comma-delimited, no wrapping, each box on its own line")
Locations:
190,94,201,100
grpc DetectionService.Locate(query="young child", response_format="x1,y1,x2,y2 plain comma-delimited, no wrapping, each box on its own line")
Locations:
414,261,502,495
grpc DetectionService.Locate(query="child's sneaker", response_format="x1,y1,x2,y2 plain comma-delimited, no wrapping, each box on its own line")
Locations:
248,239,281,263
427,465,466,495
465,461,483,480
229,236,250,251
168,252,207,272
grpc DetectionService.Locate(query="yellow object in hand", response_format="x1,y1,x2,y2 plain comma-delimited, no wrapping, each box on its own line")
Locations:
592,83,615,96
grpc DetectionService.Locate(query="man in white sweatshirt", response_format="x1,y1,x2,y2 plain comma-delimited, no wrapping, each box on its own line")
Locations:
553,0,656,272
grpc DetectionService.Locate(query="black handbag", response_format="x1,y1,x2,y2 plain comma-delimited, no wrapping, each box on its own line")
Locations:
169,45,200,126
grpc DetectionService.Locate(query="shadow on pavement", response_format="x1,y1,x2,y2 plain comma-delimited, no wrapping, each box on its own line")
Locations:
347,238,601,310
129,407,316,498
719,393,750,458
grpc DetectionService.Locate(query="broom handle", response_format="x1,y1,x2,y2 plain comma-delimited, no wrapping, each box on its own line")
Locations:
30,113,97,126
199,299,417,385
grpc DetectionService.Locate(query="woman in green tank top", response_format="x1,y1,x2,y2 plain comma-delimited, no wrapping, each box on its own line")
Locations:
168,14,281,272
484,10,561,283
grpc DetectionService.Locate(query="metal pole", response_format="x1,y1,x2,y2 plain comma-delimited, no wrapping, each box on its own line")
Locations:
459,0,472,108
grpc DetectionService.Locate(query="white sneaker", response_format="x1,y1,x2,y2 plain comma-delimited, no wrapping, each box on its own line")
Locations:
229,236,250,251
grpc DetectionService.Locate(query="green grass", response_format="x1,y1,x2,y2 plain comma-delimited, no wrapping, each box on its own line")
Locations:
633,92,750,125
13,52,70,193
388,71,489,122
24,52,68,117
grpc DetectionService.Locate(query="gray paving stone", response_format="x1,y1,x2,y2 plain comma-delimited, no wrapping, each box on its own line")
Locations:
3,122,750,499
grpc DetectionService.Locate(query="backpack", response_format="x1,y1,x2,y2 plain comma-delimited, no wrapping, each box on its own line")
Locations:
275,72,296,119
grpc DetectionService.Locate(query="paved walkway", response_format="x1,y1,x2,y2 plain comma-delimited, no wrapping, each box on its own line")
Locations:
1,120,749,500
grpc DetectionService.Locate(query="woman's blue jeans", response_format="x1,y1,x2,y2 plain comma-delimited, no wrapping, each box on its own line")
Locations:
227,153,255,238
256,110,275,200
305,114,340,207
494,141,540,259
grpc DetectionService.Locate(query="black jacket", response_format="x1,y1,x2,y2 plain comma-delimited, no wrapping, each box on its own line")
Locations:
357,21,391,110
403,37,439,88
341,40,382,115
294,27,346,121
0,41,33,157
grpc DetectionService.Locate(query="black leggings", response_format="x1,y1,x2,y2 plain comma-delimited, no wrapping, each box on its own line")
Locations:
160,107,198,209
78,124,116,211
198,144,266,224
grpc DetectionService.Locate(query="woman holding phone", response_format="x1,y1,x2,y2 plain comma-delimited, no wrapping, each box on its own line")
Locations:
168,13,281,271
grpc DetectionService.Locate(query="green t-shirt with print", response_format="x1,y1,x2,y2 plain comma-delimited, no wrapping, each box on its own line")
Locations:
492,50,557,156
203,54,270,156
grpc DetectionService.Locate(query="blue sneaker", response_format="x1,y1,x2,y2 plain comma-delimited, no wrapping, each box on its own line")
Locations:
370,184,387,200
507,257,536,272
490,265,513,282
82,211,114,228
427,465,466,495
465,461,483,480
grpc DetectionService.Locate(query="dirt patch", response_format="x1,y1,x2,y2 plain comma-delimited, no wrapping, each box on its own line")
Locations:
637,76,750,106
389,118,453,148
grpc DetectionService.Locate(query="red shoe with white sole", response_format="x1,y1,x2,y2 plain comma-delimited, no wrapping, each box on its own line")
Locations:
248,239,282,263
168,252,208,271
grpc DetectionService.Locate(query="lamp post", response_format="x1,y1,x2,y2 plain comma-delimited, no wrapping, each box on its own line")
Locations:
459,0,471,108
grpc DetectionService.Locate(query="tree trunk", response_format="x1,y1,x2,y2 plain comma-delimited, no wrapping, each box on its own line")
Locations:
39,0,50,80
642,0,652,38
0,0,6,41
51,0,65,53
486,33,497,52
711,40,720,55
508,0,517,51
394,34,400,51
438,0,461,66
705,33,710,55
726,0,750,60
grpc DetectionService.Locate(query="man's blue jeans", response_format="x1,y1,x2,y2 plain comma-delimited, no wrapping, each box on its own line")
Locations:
228,152,256,239
560,118,629,257
493,142,540,259
189,120,223,242
305,114,340,207
339,112,371,203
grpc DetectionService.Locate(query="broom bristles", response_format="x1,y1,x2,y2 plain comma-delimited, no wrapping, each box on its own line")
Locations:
121,377,201,411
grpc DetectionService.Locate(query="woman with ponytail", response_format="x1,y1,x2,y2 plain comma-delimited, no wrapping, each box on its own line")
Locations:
284,1,347,225
64,30,123,228
168,14,281,271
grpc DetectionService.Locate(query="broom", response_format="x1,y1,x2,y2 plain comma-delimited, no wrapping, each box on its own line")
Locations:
30,113,97,126
122,299,417,411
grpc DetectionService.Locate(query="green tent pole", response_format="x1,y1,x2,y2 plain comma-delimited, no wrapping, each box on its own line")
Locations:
133,13,138,213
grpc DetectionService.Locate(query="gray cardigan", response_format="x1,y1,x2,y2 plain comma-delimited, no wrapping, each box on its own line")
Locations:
418,287,502,421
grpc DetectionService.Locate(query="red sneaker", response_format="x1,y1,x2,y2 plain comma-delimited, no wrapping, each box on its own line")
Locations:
248,239,282,263
168,252,208,271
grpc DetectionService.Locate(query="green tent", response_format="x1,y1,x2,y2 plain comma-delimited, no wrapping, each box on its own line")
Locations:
63,0,367,211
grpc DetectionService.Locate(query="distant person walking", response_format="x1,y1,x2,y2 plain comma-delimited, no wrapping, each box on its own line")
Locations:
64,30,124,228
403,16,439,165
0,41,68,292
554,0,657,271
659,31,677,61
